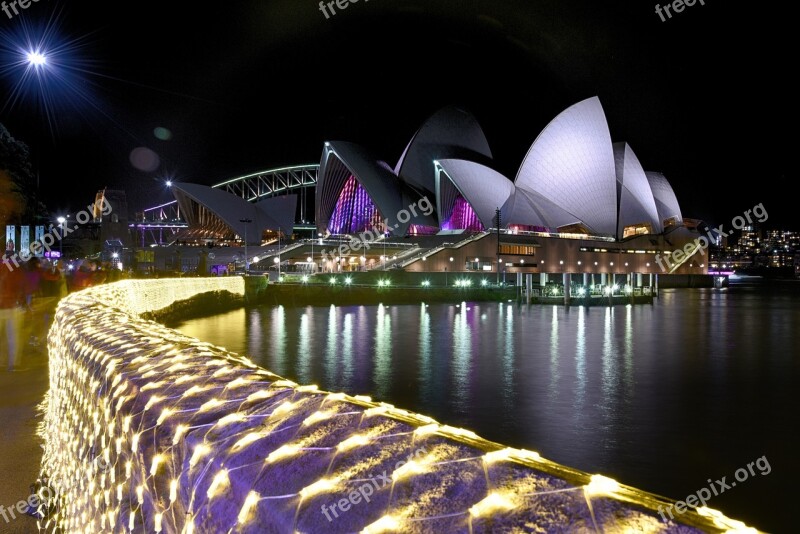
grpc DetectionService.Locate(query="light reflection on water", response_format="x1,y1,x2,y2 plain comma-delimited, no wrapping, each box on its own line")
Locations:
176,284,799,531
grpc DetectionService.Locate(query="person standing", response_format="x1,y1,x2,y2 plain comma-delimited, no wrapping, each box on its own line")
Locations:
0,256,26,371
22,258,45,354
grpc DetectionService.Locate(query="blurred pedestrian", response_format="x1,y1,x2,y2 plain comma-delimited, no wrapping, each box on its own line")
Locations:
22,258,46,354
1,255,26,371
71,260,95,291
23,257,43,309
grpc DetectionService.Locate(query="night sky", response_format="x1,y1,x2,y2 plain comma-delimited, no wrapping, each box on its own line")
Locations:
0,0,793,228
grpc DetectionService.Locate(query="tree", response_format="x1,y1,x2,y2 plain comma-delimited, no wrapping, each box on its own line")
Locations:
0,122,47,225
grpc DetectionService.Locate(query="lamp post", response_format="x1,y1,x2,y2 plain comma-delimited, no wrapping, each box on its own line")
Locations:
495,207,501,285
57,216,66,259
239,218,252,274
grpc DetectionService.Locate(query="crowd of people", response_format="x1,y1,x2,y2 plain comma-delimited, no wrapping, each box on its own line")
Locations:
0,255,120,372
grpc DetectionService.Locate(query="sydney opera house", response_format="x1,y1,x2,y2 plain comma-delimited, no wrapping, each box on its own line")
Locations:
154,97,708,278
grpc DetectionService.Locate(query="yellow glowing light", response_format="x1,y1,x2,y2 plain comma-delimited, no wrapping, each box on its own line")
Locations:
232,431,267,451
144,395,165,411
299,477,339,500
173,424,190,445
182,385,211,397
225,377,253,389
198,398,224,413
484,448,515,464
136,485,145,504
175,374,198,385
302,411,333,427
364,406,388,417
238,491,261,524
189,444,211,468
392,460,429,482
216,413,247,427
270,379,298,388
697,507,757,533
440,425,479,440
271,401,296,417
585,475,621,496
362,514,402,534
150,454,164,475
169,479,178,502
266,444,302,464
154,512,163,533
157,408,174,426
337,434,371,453
141,381,164,392
413,424,439,437
469,492,516,518
245,390,273,403
207,469,230,499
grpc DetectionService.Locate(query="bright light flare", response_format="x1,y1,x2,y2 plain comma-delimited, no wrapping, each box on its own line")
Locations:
469,492,516,518
26,51,47,66
585,474,621,496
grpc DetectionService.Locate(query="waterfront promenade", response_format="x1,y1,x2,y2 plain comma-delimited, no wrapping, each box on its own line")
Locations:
0,298,55,533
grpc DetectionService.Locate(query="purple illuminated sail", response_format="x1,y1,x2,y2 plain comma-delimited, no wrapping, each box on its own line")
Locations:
328,175,383,234
442,195,485,232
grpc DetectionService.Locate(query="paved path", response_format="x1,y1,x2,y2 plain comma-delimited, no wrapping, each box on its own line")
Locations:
0,301,54,533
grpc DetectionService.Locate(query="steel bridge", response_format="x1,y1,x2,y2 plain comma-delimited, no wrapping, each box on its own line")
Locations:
135,164,319,245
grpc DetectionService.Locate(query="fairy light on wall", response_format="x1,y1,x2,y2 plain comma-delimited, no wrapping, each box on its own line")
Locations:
37,278,761,533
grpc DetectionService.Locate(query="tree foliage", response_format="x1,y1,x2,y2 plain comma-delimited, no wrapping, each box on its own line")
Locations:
0,122,47,224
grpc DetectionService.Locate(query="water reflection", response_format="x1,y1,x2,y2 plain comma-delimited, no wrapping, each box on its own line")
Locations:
176,284,800,532
373,304,392,400
451,303,472,413
296,311,311,384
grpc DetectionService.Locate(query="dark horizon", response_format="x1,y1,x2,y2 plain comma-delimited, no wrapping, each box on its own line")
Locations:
0,0,793,227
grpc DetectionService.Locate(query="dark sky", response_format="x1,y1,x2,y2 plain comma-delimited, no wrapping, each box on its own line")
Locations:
0,0,793,227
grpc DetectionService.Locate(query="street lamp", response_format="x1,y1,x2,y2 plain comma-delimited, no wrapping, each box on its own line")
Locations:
239,218,252,274
57,216,66,258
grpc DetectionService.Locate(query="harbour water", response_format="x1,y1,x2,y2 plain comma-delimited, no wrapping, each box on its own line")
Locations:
176,281,799,531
